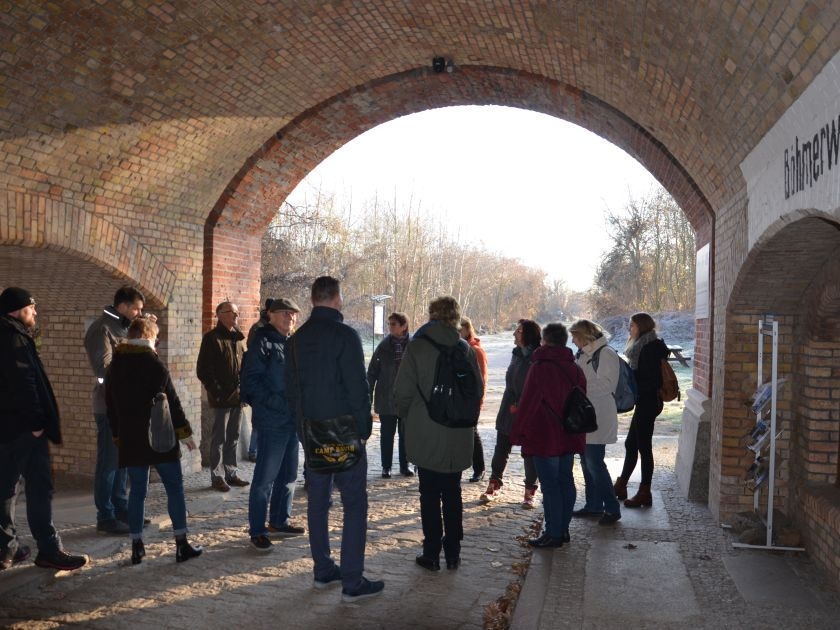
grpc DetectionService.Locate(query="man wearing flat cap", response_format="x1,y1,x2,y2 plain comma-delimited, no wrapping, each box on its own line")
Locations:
0,287,87,572
240,297,305,552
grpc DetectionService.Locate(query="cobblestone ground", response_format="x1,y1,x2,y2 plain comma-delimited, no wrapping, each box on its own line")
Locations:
0,424,537,630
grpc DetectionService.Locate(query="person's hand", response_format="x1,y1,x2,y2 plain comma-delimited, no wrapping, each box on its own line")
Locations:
180,436,197,451
142,313,158,323
31,429,44,437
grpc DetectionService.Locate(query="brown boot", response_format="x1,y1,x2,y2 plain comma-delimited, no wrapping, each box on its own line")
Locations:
624,484,652,508
613,477,628,500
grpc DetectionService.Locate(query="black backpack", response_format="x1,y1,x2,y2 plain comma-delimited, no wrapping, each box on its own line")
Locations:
415,334,481,428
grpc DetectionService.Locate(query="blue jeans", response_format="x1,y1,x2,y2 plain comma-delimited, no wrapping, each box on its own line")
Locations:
580,445,621,515
0,433,61,555
209,406,243,482
248,427,299,536
126,462,188,538
307,446,368,591
534,454,575,539
248,428,259,457
94,413,127,522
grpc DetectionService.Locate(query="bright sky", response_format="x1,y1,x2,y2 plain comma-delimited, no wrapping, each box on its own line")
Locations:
286,105,661,292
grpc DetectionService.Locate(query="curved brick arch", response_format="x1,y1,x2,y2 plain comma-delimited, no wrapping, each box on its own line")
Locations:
212,66,713,241
205,64,715,378
0,191,176,306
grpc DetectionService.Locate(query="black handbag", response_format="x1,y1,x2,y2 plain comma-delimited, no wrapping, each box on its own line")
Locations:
149,390,176,452
543,363,598,434
291,339,362,474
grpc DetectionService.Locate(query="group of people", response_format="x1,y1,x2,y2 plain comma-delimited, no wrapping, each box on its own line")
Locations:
0,277,670,604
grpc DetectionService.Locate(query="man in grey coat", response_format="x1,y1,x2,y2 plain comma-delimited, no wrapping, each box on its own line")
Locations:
83,285,150,535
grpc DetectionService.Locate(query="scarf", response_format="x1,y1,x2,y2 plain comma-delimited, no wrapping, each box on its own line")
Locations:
625,329,658,369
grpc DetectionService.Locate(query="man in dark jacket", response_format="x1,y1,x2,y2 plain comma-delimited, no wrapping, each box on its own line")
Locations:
0,287,87,571
245,298,275,462
242,297,304,553
197,301,248,492
83,285,149,535
285,276,384,602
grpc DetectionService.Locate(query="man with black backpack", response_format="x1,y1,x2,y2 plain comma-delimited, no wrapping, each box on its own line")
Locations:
394,296,483,572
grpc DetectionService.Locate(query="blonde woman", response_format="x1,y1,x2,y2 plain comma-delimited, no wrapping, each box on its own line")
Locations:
569,320,621,525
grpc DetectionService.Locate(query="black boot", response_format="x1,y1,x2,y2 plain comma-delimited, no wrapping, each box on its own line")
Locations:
175,536,203,563
131,539,145,565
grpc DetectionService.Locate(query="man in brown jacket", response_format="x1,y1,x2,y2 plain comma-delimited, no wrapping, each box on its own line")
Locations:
197,301,248,491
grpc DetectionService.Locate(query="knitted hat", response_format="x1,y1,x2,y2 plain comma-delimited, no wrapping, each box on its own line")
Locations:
0,287,36,315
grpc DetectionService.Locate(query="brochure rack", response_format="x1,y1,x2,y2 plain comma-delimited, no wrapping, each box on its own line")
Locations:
732,318,803,551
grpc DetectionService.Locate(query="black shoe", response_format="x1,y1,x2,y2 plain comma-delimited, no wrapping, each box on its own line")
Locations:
381,469,391,479
598,512,622,525
250,535,273,553
211,478,231,492
97,518,130,535
131,539,145,565
341,577,385,602
468,471,485,483
415,554,440,571
267,523,305,537
175,537,203,563
571,508,604,518
400,468,415,477
445,557,460,570
528,533,564,548
34,549,88,571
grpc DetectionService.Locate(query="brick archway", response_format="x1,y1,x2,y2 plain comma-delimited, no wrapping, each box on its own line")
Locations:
205,65,714,381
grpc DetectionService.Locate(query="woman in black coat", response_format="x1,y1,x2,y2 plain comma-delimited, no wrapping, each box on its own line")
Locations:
106,317,202,565
613,312,669,508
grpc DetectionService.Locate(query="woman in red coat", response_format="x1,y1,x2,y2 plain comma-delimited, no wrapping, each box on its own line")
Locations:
510,323,585,548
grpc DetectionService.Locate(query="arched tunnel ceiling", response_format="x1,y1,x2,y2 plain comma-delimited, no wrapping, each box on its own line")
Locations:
2,1,838,236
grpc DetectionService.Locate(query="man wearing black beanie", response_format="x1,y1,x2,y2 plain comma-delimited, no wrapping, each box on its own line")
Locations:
0,287,88,571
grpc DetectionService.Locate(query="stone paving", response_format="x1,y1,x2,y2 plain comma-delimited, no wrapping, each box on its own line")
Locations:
0,425,536,630
3,425,840,629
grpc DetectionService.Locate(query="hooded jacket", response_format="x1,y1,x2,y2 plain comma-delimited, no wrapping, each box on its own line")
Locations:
394,320,483,473
240,324,294,432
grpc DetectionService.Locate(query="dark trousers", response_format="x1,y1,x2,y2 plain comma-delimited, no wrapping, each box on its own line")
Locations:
620,397,663,485
417,467,463,560
379,414,407,471
0,433,61,556
471,427,485,475
489,431,538,488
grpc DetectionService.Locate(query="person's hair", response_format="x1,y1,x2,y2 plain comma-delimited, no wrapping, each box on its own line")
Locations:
127,316,158,340
542,322,568,347
264,298,274,310
311,276,340,303
631,312,656,336
113,286,145,308
519,319,542,347
215,301,236,315
459,316,476,339
388,311,408,327
428,296,461,327
569,319,605,346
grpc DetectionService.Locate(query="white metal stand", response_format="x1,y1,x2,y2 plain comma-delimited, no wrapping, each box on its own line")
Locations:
732,318,804,552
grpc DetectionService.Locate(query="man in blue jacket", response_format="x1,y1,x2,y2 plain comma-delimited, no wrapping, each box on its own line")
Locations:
0,287,87,571
243,297,305,552
285,276,384,603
